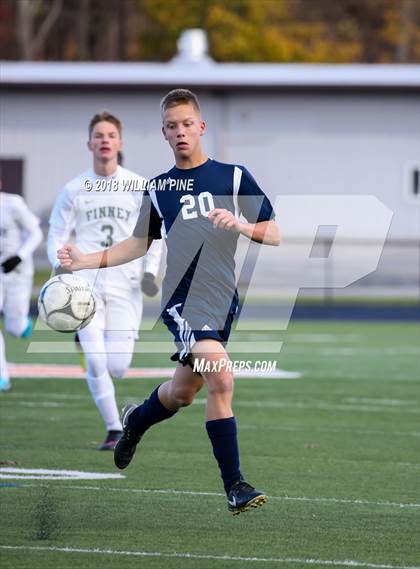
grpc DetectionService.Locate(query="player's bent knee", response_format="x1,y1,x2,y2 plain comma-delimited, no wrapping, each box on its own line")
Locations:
85,354,108,379
172,394,195,407
106,348,133,379
108,363,129,380
171,387,196,408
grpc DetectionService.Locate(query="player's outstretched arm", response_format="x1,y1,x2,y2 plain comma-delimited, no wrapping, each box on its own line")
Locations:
239,219,281,245
57,235,150,271
208,209,281,246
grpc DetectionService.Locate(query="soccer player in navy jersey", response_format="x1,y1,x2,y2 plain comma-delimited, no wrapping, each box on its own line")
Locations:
58,89,281,514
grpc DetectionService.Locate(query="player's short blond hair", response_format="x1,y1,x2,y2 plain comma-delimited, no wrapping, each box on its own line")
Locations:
89,111,122,139
160,89,201,119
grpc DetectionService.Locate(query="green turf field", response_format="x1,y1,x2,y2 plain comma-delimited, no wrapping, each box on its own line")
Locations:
0,320,419,569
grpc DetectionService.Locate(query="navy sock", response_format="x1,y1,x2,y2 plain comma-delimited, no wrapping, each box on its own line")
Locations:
206,417,242,494
128,386,177,437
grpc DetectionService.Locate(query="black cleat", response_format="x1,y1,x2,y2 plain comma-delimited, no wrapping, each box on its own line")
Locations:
227,480,267,515
114,404,141,469
98,430,122,451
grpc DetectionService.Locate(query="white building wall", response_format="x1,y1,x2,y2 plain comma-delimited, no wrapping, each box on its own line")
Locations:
0,88,419,240
0,90,220,216
222,92,419,240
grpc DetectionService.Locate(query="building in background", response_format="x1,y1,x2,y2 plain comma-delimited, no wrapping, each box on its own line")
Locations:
1,31,419,299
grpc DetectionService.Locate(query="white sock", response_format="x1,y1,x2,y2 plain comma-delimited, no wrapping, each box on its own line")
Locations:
86,370,122,431
0,331,10,382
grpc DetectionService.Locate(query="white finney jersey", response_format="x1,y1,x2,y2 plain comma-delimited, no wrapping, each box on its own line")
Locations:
0,192,43,271
47,166,162,290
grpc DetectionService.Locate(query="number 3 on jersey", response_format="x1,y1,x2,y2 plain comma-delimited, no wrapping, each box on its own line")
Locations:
101,224,114,247
180,192,215,220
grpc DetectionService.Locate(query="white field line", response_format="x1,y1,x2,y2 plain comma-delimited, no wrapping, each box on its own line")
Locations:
7,391,416,407
0,545,418,569
0,476,119,481
7,390,419,410
5,393,419,438
7,391,420,437
8,363,299,380
286,334,344,343
0,468,125,481
286,334,367,344
27,341,283,354
293,370,417,382
284,346,419,356
6,393,418,415
235,423,420,438
21,484,420,509
344,398,414,406
17,401,65,408
194,399,419,414
10,391,89,400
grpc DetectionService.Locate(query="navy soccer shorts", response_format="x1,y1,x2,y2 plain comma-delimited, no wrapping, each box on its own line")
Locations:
162,301,237,367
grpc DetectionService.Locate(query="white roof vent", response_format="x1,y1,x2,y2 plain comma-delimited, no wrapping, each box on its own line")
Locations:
171,29,213,65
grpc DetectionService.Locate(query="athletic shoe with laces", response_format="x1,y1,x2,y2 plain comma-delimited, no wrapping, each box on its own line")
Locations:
98,430,122,451
227,480,267,515
114,404,141,469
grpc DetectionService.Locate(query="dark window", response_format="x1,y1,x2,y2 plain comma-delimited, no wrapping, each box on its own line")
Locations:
412,168,419,196
0,159,24,196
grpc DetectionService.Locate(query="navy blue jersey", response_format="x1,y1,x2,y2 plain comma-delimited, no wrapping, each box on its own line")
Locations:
133,159,274,331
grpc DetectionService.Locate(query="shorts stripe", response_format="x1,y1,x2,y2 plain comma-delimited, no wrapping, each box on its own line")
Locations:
166,304,196,360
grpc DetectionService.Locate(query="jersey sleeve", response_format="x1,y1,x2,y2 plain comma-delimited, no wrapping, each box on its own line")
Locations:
143,238,163,276
47,187,76,268
133,192,163,240
12,196,43,260
237,166,275,223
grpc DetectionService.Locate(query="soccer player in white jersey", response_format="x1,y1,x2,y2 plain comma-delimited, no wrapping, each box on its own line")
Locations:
0,183,43,392
47,112,163,450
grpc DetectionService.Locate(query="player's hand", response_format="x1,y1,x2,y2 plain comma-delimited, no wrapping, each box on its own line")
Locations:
1,255,22,273
208,209,240,232
57,244,85,271
141,272,159,297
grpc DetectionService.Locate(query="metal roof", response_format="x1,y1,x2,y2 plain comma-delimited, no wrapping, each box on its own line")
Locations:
1,61,419,90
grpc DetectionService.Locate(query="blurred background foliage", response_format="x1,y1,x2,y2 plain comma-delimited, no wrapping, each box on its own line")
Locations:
0,0,419,63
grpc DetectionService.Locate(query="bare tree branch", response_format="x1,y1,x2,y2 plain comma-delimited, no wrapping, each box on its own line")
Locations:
29,0,63,59
397,0,415,62
78,0,91,60
17,0,35,59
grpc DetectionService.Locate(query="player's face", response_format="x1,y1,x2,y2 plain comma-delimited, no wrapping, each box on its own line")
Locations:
88,121,122,164
162,104,205,162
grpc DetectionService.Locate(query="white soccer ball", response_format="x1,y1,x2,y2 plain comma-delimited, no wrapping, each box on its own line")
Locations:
38,274,96,333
